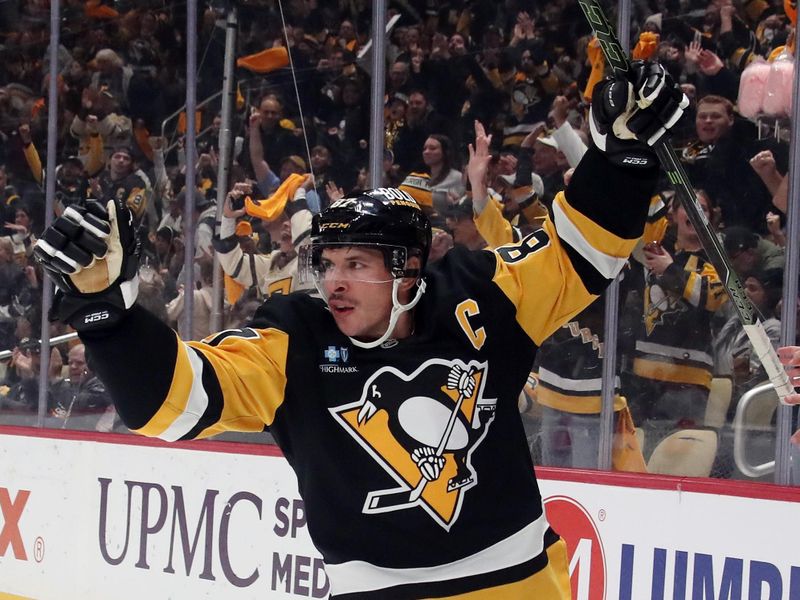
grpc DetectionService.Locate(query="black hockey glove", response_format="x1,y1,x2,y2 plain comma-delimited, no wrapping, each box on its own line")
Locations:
33,198,140,332
590,60,689,168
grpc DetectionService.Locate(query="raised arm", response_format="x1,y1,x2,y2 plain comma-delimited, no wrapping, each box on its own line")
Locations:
467,62,688,344
32,192,291,439
248,111,275,191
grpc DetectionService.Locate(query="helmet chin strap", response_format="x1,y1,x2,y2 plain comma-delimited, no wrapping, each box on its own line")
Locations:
349,278,427,349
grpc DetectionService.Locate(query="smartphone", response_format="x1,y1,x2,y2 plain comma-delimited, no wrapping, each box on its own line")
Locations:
139,263,156,283
230,194,247,211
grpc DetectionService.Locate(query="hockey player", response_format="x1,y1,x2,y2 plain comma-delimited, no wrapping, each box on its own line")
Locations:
34,62,687,598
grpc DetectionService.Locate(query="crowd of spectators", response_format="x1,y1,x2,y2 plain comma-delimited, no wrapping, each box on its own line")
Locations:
0,0,797,477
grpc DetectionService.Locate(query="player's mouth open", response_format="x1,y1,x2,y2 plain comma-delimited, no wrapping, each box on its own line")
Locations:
330,301,355,315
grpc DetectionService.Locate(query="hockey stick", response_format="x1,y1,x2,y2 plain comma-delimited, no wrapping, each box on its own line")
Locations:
365,368,475,512
578,0,794,402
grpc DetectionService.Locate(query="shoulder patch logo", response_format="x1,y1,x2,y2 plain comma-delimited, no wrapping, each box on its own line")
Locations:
330,359,497,530
320,345,357,373
323,346,348,363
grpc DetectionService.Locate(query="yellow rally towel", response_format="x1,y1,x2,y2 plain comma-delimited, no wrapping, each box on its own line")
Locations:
237,47,290,74
177,110,202,135
786,0,797,25
583,37,606,101
743,0,769,24
225,273,246,305
632,31,660,61
236,83,245,110
31,97,46,120
134,124,153,163
85,1,119,19
245,173,307,222
612,404,648,473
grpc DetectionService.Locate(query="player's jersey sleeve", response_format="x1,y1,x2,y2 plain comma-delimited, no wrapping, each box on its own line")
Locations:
488,146,656,345
474,195,514,248
80,304,292,441
134,328,289,440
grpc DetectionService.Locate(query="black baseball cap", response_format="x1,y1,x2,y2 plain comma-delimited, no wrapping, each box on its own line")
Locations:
723,226,758,255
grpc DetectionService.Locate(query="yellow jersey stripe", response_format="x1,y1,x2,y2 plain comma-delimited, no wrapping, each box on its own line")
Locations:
437,538,571,599
325,514,550,596
156,343,210,441
135,335,195,438
188,328,290,437
555,193,640,261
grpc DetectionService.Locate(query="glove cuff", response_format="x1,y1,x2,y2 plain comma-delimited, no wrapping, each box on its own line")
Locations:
590,106,657,169
52,276,139,332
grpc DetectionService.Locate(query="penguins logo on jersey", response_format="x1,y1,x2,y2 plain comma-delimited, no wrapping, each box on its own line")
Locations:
330,358,497,530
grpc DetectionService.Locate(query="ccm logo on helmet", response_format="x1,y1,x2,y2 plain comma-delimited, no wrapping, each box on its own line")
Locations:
319,222,350,230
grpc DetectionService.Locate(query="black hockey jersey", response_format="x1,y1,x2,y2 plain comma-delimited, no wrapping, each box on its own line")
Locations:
81,147,656,598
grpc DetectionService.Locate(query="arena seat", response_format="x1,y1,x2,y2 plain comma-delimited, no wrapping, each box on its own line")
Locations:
647,429,718,477
705,376,733,429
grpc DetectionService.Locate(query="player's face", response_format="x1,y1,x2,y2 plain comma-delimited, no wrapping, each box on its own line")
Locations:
319,247,395,341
